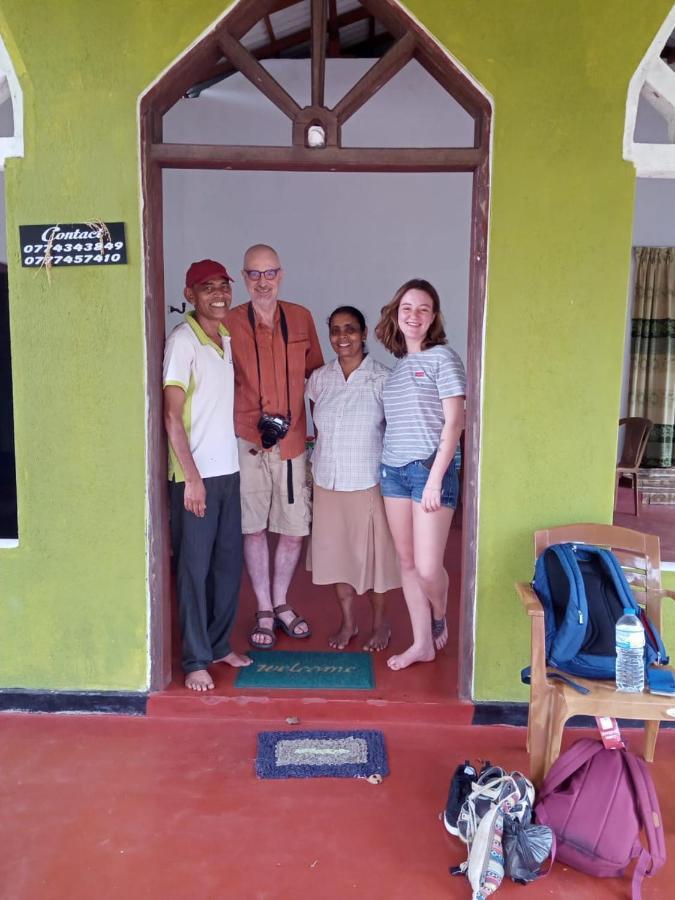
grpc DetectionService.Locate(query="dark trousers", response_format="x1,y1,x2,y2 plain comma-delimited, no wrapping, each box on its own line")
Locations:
169,473,243,673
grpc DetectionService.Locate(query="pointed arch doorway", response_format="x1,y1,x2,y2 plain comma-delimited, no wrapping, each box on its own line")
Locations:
140,0,491,699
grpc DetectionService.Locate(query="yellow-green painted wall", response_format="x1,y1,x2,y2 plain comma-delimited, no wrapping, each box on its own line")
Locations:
0,1,672,696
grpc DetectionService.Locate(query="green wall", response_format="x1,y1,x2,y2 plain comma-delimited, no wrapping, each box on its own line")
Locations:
0,1,672,695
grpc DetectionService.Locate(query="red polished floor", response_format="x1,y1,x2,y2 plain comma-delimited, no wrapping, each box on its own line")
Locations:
1,712,674,899
148,522,466,721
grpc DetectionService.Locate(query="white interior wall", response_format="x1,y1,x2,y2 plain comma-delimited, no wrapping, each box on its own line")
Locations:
162,59,474,369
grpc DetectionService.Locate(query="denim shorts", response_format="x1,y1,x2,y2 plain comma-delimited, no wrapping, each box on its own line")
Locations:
380,458,459,508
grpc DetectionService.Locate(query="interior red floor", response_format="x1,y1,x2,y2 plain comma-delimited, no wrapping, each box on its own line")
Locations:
614,482,675,561
1,712,674,899
148,519,466,721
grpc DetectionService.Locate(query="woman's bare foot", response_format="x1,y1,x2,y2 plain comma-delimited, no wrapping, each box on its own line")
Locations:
215,651,252,667
328,623,358,650
185,669,214,691
387,644,435,671
363,624,391,652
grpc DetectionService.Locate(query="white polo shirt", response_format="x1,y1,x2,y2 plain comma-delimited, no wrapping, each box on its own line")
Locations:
163,313,239,481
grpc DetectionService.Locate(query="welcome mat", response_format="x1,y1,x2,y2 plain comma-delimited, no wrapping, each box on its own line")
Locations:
234,650,374,690
256,729,388,779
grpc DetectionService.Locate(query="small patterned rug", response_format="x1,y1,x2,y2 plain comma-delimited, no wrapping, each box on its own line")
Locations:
256,729,389,779
234,650,374,690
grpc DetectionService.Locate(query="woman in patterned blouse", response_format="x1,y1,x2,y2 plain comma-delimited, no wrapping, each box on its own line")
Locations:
305,306,401,651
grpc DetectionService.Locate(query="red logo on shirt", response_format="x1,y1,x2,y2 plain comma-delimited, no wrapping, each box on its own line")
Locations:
414,371,425,377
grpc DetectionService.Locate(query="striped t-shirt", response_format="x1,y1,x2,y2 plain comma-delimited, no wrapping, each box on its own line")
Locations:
381,345,466,467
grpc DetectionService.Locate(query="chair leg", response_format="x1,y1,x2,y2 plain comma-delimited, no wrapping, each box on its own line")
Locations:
633,474,639,517
543,700,568,780
644,720,660,761
527,693,554,788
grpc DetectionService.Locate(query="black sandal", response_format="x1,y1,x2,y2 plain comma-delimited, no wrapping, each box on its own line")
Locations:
249,610,277,649
273,604,312,639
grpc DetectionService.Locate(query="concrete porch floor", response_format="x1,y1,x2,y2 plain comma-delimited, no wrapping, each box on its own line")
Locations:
3,509,674,898
0,711,674,899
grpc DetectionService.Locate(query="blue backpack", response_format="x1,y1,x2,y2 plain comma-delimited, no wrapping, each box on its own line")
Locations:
523,543,668,692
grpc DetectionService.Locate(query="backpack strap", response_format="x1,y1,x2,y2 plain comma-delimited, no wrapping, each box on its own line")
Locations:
595,549,669,666
546,544,588,665
535,739,604,805
594,548,637,610
520,666,590,695
622,751,666,899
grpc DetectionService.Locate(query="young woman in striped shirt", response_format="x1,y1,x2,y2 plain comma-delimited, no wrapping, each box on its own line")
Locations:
375,279,466,671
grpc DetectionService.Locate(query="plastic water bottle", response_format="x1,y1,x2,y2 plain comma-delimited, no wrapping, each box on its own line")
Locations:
615,608,645,692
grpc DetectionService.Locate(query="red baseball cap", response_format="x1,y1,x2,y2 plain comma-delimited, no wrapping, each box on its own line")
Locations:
185,259,233,288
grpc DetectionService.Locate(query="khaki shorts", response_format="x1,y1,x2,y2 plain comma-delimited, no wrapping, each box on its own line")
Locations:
237,437,311,536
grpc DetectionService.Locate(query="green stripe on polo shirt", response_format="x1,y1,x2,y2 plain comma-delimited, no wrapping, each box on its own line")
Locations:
168,372,196,483
185,311,229,357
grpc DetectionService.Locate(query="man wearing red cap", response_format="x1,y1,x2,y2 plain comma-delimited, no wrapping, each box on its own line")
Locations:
163,259,251,691
227,244,324,648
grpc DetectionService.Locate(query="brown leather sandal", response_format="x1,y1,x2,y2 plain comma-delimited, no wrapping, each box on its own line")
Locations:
273,604,312,639
249,610,277,649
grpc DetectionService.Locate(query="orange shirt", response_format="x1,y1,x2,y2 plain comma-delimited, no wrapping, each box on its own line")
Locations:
227,300,324,460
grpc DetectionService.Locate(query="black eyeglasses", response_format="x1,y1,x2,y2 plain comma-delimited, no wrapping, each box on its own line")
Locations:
244,268,281,281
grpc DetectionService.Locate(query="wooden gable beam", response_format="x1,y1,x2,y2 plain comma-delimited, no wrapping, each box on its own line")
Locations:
311,0,327,108
332,31,415,124
217,29,302,121
189,8,370,96
152,142,484,172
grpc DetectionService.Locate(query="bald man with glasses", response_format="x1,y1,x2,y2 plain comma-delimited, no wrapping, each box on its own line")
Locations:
227,244,324,649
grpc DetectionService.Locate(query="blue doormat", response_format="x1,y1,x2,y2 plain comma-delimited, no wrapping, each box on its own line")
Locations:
256,729,388,779
234,650,374,690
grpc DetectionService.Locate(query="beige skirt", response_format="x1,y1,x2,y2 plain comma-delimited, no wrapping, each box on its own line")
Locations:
307,482,401,594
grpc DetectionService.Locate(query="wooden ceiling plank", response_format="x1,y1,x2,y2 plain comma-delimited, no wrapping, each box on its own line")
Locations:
357,0,407,40
311,0,327,107
223,0,279,40
217,30,302,121
332,31,416,124
152,142,484,172
263,15,278,53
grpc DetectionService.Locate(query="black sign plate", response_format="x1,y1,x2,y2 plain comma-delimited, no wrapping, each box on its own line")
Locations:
19,222,127,268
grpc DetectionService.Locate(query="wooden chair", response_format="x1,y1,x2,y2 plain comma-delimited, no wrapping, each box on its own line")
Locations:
615,417,652,516
516,523,675,787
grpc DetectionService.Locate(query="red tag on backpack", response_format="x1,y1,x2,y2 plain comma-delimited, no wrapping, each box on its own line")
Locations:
595,716,625,750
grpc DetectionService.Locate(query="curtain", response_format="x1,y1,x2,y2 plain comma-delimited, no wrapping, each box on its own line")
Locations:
628,247,675,467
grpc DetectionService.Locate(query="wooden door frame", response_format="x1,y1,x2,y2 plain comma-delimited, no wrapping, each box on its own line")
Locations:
140,0,491,700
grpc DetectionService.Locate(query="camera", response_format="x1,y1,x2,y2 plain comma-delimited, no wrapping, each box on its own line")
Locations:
257,413,291,449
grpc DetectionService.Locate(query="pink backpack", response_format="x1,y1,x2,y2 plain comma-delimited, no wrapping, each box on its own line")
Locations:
534,739,666,899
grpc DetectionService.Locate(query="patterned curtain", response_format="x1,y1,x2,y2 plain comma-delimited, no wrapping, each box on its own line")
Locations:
628,247,675,467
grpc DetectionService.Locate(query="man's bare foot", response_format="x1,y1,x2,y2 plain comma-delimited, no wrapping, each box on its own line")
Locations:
431,616,448,651
328,624,358,650
215,651,252,667
387,644,435,671
185,669,214,691
363,624,391,652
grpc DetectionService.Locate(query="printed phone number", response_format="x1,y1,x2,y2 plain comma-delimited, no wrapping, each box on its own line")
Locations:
22,241,124,266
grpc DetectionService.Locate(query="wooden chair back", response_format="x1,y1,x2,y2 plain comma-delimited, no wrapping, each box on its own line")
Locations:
617,417,652,471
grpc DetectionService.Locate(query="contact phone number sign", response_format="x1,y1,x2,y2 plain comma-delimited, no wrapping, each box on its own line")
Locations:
19,222,127,268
